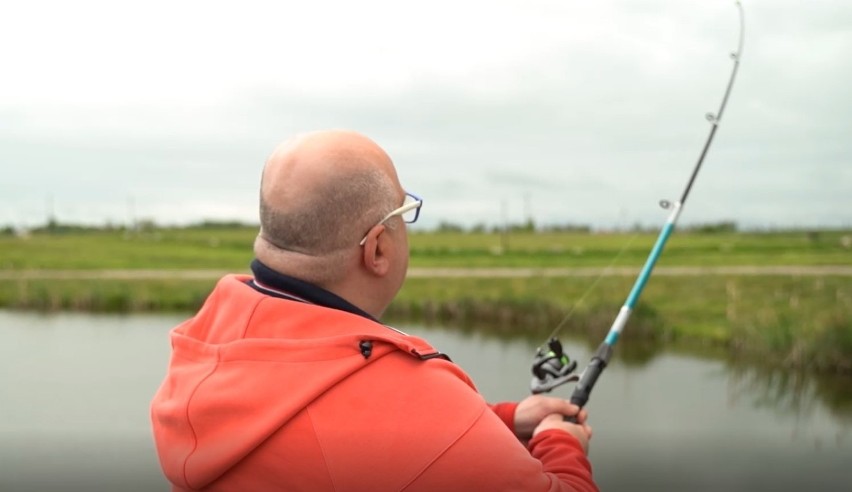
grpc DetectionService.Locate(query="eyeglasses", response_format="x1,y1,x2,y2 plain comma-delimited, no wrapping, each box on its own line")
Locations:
359,192,423,246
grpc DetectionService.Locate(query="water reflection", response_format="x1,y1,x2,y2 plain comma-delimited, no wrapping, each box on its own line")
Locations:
397,315,852,422
1,310,850,492
726,360,852,425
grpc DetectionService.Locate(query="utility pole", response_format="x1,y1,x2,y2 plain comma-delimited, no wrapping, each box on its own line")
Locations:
500,199,509,253
127,195,137,232
46,194,57,231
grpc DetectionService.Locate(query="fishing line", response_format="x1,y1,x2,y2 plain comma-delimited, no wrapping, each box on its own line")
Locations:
544,232,640,341
531,1,745,408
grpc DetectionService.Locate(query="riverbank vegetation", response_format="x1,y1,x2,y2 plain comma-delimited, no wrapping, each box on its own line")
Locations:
1,225,850,373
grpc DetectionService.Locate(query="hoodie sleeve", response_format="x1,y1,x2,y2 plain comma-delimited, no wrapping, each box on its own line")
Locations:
405,402,598,492
488,401,519,433
528,429,598,491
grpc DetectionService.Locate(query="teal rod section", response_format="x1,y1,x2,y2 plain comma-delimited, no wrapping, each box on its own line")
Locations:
625,221,676,309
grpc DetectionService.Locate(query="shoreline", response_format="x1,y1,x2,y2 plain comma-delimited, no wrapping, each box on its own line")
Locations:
2,271,849,374
2,265,851,280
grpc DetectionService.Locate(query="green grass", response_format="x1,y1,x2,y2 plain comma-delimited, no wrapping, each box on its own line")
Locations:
2,227,850,270
409,230,852,267
0,228,255,270
1,226,851,373
0,278,215,312
389,275,852,372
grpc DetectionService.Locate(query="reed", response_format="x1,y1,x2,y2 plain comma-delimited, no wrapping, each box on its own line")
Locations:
1,273,849,373
389,274,852,373
0,278,215,313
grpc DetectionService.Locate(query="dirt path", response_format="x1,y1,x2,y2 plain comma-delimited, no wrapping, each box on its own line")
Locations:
409,266,852,277
2,265,851,280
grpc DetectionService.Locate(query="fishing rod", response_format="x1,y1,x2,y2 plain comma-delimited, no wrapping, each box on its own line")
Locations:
530,2,745,419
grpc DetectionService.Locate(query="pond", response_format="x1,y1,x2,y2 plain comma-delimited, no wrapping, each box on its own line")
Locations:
1,310,850,491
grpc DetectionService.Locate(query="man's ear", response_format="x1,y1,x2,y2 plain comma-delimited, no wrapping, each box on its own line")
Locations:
361,224,390,277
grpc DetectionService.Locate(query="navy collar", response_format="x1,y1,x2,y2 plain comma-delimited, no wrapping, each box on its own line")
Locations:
248,259,379,322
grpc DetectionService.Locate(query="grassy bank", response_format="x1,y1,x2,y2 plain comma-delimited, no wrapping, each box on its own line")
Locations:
1,227,850,373
389,275,851,373
2,272,849,373
2,227,851,269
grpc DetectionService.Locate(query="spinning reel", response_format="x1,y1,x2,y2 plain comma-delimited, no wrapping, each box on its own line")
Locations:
530,337,578,394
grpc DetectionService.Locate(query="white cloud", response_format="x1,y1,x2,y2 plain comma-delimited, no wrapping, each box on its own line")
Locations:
1,0,850,229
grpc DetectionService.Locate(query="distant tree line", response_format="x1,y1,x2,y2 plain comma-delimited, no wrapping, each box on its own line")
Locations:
0,218,260,236
433,220,592,234
2,218,849,236
682,221,738,233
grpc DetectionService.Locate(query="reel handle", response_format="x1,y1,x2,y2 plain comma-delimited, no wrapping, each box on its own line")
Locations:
563,345,610,422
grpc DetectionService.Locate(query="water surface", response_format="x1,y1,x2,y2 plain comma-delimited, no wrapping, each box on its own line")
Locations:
1,310,849,491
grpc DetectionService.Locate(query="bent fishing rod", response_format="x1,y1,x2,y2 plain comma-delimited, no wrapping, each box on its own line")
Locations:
530,1,745,419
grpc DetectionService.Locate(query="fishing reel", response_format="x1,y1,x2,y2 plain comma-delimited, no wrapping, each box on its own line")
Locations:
530,337,579,394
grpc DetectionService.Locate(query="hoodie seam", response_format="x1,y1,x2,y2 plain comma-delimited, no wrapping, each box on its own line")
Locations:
305,406,338,491
181,348,222,490
399,403,489,491
238,294,267,339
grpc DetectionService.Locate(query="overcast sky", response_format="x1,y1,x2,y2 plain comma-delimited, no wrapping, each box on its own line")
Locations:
1,0,850,230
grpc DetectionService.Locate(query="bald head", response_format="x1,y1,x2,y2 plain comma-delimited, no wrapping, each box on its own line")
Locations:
256,130,403,284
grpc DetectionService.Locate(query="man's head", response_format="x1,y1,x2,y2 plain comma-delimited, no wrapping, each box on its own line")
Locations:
254,130,416,318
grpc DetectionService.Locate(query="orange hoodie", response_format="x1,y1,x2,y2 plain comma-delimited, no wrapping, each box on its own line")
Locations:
151,273,597,491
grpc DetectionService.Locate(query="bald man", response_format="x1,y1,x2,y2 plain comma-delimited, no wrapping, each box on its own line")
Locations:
151,130,598,492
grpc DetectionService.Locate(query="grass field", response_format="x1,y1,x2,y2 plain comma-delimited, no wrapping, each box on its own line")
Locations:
2,227,850,270
1,226,850,373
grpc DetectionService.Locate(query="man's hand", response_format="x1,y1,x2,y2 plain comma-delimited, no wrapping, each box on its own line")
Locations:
515,394,593,453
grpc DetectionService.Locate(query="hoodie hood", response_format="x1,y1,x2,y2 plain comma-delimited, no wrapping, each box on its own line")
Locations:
150,274,442,489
